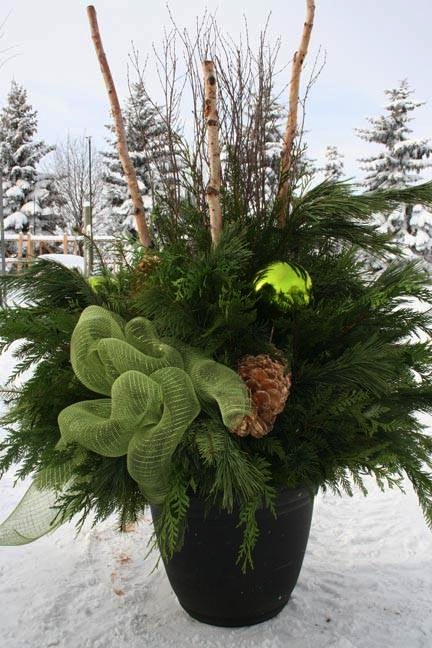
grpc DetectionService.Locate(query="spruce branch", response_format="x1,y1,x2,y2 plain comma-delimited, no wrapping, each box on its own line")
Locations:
203,60,223,246
86,5,152,248
277,0,316,226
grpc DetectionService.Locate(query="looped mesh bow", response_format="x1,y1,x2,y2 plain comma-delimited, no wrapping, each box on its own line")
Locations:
0,305,251,545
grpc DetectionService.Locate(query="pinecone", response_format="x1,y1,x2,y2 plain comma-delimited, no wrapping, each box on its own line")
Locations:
137,254,160,276
233,354,292,439
130,254,161,294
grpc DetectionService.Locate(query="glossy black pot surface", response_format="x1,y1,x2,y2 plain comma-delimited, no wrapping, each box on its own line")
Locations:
151,488,314,627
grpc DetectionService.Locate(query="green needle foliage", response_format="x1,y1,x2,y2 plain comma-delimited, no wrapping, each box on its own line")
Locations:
1,179,432,569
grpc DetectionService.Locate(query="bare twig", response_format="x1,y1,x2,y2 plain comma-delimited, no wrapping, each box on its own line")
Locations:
277,0,316,226
128,11,309,239
203,60,223,246
0,12,19,71
86,5,152,247
288,47,326,196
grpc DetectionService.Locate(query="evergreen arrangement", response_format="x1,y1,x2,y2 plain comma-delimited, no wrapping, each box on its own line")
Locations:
1,9,432,575
1,178,432,569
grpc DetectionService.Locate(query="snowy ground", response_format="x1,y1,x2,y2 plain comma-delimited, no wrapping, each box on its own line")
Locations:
0,348,431,648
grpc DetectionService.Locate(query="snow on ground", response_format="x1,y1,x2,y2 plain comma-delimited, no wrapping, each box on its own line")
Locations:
0,350,431,648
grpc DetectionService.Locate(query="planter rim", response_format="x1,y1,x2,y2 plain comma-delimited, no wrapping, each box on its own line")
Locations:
153,485,314,517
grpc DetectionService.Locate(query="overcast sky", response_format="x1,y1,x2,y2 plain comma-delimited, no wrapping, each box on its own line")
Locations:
1,0,431,179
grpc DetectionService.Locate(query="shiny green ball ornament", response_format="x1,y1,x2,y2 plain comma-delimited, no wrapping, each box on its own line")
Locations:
254,262,312,309
88,276,104,291
88,275,117,293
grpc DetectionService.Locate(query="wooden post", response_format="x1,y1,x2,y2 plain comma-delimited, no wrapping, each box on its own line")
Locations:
86,5,152,248
27,233,34,260
203,60,223,246
17,233,23,273
17,233,23,259
0,169,5,276
277,0,316,227
83,205,93,277
63,233,68,255
0,174,4,304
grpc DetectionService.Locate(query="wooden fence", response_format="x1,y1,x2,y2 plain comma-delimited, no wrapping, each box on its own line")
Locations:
3,233,117,271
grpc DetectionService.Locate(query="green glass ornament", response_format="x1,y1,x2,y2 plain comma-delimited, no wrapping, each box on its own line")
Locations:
88,275,117,293
254,262,312,309
88,276,104,291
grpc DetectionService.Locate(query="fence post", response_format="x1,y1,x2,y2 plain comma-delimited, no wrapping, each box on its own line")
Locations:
0,174,5,304
17,233,23,258
17,233,23,272
0,170,5,276
27,233,34,259
63,233,68,254
83,205,93,277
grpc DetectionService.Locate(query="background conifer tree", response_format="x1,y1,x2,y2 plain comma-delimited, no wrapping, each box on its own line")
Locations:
0,80,56,235
356,80,432,258
248,89,285,202
321,145,344,180
99,81,173,236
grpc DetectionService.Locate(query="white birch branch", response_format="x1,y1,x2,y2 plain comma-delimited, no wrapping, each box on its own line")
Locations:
203,60,223,246
86,5,152,247
277,0,316,227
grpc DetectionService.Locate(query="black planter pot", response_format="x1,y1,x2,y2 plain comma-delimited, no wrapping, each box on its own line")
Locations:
151,487,314,627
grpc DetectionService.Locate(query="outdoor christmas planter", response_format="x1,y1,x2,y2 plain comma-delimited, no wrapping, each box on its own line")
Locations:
2,0,432,632
151,487,314,626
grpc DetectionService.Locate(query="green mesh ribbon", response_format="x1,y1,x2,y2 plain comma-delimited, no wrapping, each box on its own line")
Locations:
0,305,251,544
70,306,184,394
0,449,84,545
0,482,63,545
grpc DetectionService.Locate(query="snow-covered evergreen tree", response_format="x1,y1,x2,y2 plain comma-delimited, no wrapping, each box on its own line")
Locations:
0,80,55,234
357,80,432,191
291,139,317,192
98,81,171,236
356,79,432,257
322,145,344,180
251,88,285,200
